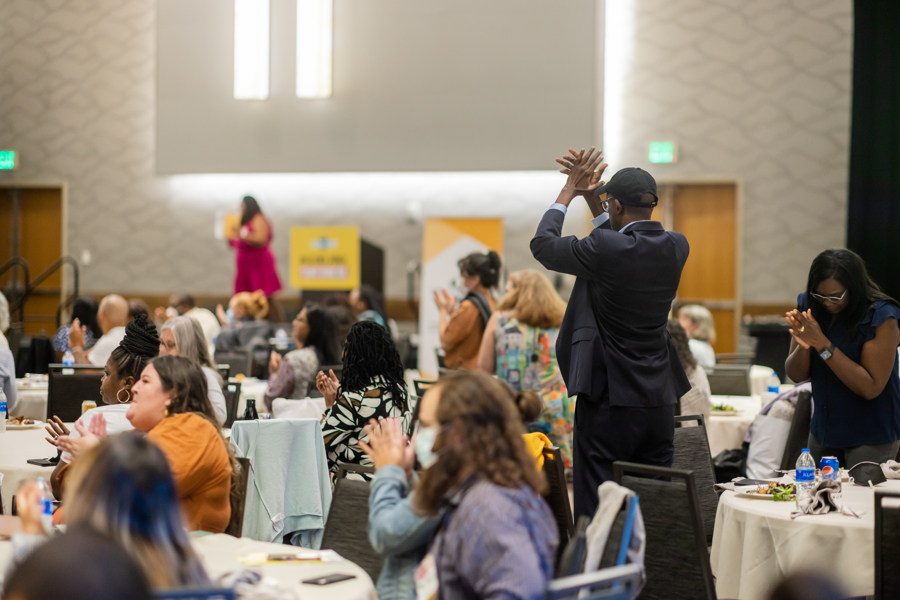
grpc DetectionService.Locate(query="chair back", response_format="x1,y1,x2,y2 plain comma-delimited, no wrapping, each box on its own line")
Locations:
225,457,250,537
613,462,715,600
406,395,421,436
216,364,230,380
706,364,751,396
672,414,718,544
320,364,343,382
47,364,104,422
153,589,235,600
875,489,900,600
412,379,436,398
223,381,242,428
542,446,575,570
213,349,252,378
547,563,643,600
320,463,383,582
778,390,813,471
556,515,591,577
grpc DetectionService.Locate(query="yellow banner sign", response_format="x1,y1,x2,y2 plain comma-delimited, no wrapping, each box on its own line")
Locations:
289,226,360,290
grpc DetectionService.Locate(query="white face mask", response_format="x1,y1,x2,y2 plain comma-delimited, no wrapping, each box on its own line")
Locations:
415,426,442,469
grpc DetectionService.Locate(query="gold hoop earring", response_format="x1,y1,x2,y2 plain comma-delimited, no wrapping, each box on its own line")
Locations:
116,388,132,403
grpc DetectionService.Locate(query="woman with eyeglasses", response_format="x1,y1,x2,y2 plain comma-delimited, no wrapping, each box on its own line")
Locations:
785,248,900,465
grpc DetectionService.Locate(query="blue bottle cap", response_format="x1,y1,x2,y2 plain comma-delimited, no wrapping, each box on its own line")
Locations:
801,448,809,453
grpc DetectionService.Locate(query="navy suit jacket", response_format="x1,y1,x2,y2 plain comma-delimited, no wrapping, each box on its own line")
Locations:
530,209,691,407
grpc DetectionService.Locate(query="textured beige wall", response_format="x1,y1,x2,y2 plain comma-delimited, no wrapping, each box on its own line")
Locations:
605,0,852,304
0,0,852,304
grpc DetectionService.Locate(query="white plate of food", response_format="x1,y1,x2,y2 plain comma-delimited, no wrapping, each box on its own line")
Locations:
736,482,796,501
5,417,44,430
711,410,740,416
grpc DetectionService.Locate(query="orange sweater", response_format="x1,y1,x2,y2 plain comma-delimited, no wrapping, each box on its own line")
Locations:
442,296,496,370
148,413,232,533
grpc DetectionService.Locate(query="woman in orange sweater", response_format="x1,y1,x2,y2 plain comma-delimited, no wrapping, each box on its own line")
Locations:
61,355,233,533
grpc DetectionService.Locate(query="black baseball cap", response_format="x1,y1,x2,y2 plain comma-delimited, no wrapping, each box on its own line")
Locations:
593,167,658,208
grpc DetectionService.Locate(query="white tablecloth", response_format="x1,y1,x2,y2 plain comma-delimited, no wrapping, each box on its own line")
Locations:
710,479,900,599
707,395,762,456
0,533,376,600
0,426,60,514
193,534,376,600
10,387,48,422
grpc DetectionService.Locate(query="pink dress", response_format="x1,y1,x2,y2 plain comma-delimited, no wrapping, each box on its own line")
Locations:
230,218,282,296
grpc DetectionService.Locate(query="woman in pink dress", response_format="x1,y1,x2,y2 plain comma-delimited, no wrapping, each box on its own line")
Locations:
229,196,284,322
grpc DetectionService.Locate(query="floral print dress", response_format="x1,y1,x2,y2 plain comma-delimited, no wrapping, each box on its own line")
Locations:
494,312,575,467
321,376,411,478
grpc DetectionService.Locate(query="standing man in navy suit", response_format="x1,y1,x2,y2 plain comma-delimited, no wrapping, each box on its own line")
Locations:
531,147,691,519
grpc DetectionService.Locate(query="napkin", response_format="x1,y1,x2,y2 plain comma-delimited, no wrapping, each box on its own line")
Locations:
215,568,299,600
882,460,900,480
790,480,860,519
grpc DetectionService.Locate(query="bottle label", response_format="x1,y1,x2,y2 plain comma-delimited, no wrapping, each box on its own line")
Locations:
0,401,6,415
42,499,53,515
796,468,815,483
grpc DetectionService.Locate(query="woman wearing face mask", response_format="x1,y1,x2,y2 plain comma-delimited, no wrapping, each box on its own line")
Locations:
59,355,234,533
159,316,227,426
786,249,900,465
265,304,341,412
359,370,557,600
46,314,160,499
433,251,501,370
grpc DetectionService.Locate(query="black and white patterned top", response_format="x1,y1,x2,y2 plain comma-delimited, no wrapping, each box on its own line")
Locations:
321,376,410,477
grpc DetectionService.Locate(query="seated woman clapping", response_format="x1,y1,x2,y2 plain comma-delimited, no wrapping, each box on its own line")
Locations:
15,432,211,590
316,321,411,477
59,355,234,533
160,316,228,425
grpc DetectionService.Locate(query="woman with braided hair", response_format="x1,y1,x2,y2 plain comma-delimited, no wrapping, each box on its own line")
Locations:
316,320,411,477
46,314,160,498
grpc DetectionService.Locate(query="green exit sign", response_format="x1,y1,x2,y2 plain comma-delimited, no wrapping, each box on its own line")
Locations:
648,141,677,164
0,151,17,170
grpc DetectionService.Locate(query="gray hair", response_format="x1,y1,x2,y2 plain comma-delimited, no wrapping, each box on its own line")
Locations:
678,304,716,344
0,292,8,333
161,316,218,375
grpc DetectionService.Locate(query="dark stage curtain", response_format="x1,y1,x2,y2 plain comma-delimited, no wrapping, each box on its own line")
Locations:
847,1,900,300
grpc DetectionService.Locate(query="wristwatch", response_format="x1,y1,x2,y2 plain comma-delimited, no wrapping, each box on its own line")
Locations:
819,343,836,361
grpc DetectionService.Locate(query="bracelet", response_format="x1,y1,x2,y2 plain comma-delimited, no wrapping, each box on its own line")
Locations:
70,346,84,353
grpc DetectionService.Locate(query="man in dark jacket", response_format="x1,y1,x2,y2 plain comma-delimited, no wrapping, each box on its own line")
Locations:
531,148,691,518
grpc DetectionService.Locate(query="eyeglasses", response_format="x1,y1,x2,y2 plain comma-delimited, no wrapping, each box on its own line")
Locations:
600,197,613,212
810,290,847,304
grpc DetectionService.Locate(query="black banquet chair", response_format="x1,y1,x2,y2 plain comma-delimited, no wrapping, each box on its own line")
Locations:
875,489,900,599
672,414,719,544
613,462,717,600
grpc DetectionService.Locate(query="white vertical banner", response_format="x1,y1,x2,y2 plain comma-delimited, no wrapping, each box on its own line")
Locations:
417,218,504,378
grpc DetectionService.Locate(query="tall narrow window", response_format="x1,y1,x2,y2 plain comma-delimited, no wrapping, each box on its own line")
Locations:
296,0,333,98
234,0,270,100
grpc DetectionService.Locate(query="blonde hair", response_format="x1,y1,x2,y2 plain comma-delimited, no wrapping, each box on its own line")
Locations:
678,304,717,344
230,290,269,320
498,269,566,330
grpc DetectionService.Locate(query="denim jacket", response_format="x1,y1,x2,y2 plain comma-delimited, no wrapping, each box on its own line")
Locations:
368,465,441,600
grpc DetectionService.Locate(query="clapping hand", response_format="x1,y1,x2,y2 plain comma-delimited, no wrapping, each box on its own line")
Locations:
44,416,70,448
16,482,47,535
556,147,608,196
433,288,456,314
316,369,340,408
786,309,829,352
358,417,415,479
269,351,283,377
68,318,87,349
57,413,107,459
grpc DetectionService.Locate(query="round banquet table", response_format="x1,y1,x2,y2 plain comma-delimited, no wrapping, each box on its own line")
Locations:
10,387,49,422
710,479,900,599
706,395,762,457
0,532,377,599
0,425,60,514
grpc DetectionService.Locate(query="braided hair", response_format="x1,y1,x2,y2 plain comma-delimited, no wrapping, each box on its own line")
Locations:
109,314,159,381
341,321,408,412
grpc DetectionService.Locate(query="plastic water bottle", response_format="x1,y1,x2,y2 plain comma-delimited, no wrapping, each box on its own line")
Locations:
62,349,75,366
795,448,816,504
35,477,54,532
0,389,7,433
768,372,781,394
274,328,289,350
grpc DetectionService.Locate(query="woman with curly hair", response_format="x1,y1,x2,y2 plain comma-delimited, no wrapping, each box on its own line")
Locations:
316,321,410,476
415,370,556,599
